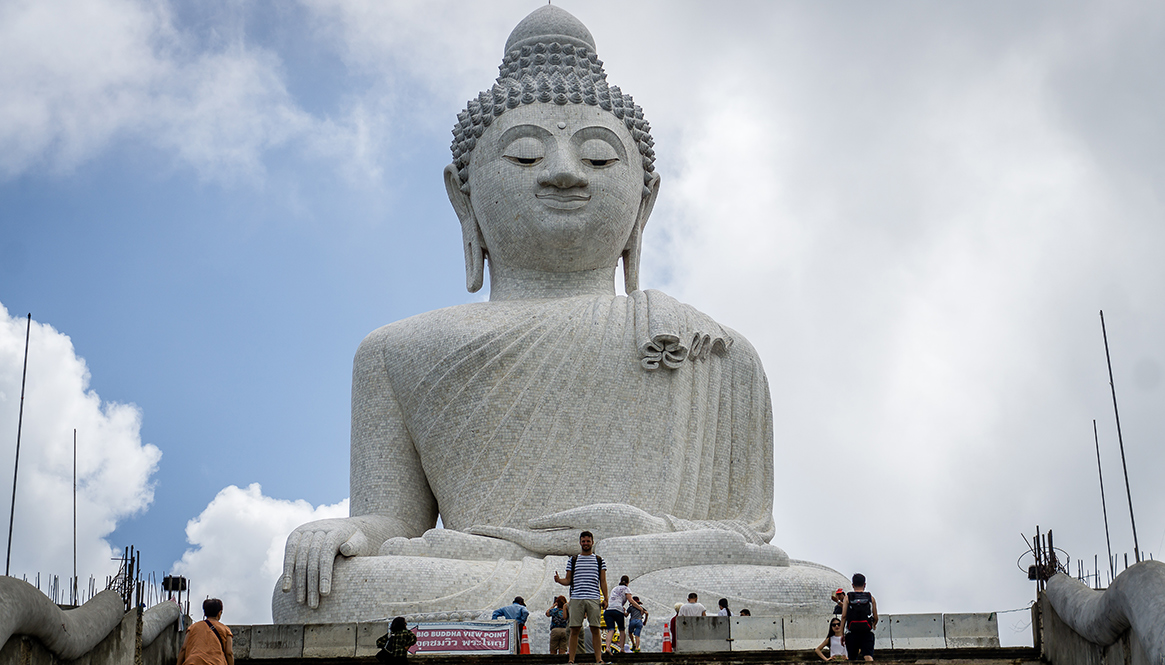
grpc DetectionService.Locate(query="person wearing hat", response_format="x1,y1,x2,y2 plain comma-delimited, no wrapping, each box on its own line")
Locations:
492,596,530,628
831,588,845,615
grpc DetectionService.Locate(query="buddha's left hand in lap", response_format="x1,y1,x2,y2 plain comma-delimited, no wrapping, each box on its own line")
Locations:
466,503,670,555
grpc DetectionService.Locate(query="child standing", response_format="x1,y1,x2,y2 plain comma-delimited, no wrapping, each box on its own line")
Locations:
626,596,648,653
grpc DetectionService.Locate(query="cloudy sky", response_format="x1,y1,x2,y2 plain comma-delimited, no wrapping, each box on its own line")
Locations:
2,0,1163,645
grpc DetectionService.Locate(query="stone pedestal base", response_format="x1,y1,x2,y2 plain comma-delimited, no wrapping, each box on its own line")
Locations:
272,554,847,625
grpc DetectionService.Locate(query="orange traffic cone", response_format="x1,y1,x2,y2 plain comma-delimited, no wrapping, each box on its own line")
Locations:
662,620,672,653
520,624,531,654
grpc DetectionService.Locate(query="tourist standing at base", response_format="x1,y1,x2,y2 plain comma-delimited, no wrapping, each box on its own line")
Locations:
375,617,417,665
554,531,608,665
492,596,529,628
547,596,570,654
679,592,706,616
832,588,846,614
717,598,731,616
739,609,751,616
604,575,644,654
670,603,681,650
841,573,878,661
815,617,847,661
178,598,233,665
626,596,647,653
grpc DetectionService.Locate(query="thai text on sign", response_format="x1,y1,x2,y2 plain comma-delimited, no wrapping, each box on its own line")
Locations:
408,621,516,655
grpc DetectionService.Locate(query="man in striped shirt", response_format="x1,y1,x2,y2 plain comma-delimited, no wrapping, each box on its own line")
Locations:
554,531,609,664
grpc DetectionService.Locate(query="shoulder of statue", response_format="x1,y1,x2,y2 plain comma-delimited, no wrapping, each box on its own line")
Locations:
630,289,770,373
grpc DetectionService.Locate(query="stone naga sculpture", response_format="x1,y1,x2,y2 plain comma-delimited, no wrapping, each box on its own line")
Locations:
274,5,846,623
1045,561,1165,663
0,578,180,659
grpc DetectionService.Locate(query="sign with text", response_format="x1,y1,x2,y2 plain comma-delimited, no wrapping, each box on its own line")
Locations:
408,621,516,655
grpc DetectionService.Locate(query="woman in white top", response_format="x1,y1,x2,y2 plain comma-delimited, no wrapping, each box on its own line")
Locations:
815,617,847,661
717,598,731,616
602,575,645,654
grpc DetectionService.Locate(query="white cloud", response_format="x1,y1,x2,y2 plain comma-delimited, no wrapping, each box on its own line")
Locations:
0,303,161,589
172,483,347,625
630,4,1165,646
0,0,383,184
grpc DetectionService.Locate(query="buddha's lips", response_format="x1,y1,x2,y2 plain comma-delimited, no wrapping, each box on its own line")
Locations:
536,191,590,209
536,192,590,202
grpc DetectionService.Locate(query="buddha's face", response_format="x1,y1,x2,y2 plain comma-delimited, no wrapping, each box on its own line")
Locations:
467,103,649,273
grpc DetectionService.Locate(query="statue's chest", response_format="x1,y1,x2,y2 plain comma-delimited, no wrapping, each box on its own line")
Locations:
389,299,657,450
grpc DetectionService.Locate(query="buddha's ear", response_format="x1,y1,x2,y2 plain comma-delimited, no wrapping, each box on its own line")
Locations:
444,163,486,293
622,171,661,294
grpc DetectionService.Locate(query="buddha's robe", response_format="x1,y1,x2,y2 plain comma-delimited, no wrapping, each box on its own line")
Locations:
356,290,775,543
273,291,848,625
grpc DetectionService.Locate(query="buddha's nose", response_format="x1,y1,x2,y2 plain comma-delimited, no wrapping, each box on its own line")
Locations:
537,154,589,189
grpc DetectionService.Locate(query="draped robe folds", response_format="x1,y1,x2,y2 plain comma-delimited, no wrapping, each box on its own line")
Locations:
366,290,776,543
273,290,851,625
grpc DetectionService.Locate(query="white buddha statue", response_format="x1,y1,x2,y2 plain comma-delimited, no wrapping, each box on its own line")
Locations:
274,5,846,624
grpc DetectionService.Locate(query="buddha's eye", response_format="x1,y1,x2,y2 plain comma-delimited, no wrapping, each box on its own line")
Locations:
502,137,544,166
580,139,619,168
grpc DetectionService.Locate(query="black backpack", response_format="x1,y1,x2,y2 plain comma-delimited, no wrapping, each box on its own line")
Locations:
568,554,603,596
846,591,873,630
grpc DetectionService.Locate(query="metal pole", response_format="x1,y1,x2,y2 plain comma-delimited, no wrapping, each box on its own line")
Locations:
73,428,77,604
6,313,31,577
1100,310,1140,562
1093,420,1115,577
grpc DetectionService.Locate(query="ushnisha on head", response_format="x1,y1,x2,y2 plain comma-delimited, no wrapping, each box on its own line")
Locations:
445,6,660,297
450,6,655,195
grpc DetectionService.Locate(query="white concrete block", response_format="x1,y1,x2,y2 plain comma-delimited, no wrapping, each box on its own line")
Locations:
303,624,356,658
944,612,1000,648
674,616,730,652
783,614,835,651
890,613,944,649
729,617,782,651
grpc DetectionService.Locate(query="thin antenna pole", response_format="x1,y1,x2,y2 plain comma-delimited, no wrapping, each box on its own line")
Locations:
6,313,31,577
1093,420,1114,577
73,428,77,604
1100,310,1140,562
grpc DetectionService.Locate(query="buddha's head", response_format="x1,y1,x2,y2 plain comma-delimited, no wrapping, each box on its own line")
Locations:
445,6,660,295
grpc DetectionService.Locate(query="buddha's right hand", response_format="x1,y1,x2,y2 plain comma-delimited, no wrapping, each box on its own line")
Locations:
279,515,401,609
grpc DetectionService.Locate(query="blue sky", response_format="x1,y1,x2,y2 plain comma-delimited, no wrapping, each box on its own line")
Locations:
2,0,1164,644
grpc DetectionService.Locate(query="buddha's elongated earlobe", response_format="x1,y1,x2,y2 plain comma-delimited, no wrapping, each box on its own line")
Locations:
622,224,642,294
623,171,661,294
444,164,486,292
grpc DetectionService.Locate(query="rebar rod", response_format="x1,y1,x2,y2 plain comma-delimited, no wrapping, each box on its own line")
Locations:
1093,420,1115,576
1100,310,1141,562
6,314,31,576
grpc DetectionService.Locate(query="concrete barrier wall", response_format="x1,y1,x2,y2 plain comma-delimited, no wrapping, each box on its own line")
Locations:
890,613,944,649
671,613,998,654
781,614,833,651
729,617,783,651
303,624,355,658
674,616,730,652
945,612,1000,648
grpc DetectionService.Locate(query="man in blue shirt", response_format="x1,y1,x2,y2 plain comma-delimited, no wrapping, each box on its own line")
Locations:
492,596,530,628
